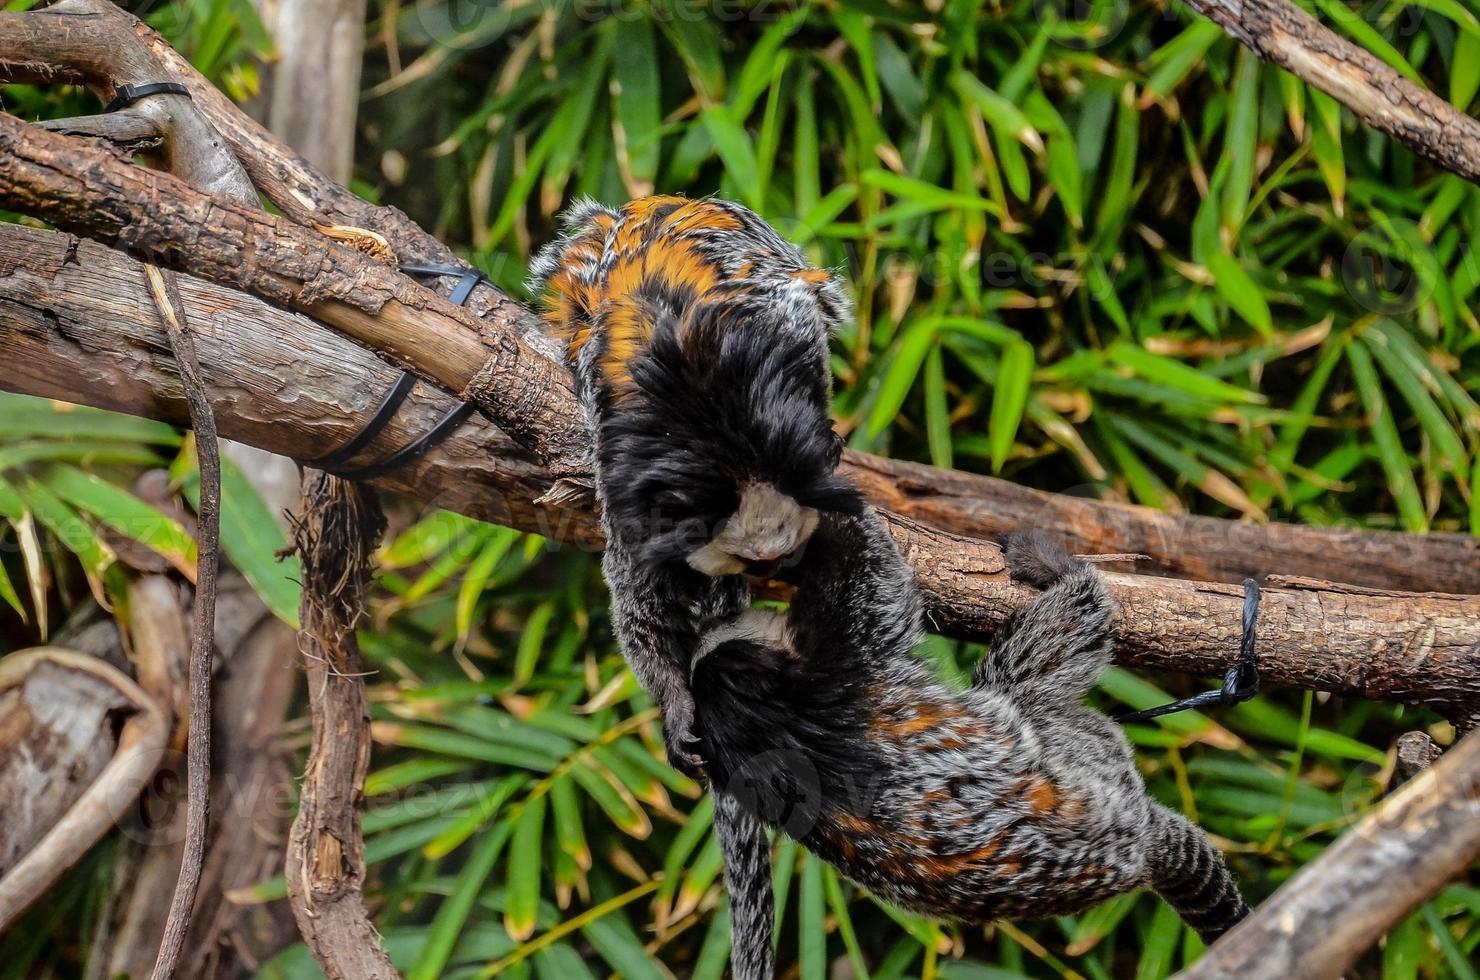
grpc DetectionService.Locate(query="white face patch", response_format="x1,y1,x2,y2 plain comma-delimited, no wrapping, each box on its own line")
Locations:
685,481,819,578
691,608,793,678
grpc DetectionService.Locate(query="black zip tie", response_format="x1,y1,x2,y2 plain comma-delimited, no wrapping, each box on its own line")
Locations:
105,81,191,113
304,263,487,477
1115,579,1262,724
399,263,489,306
302,370,417,470
334,401,476,480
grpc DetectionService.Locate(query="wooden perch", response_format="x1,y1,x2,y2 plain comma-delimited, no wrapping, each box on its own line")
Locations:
2,224,1476,724
1,0,1478,594
1182,728,1480,979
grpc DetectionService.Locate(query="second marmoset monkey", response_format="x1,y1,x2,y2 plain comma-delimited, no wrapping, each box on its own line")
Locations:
530,196,862,776
692,515,1250,979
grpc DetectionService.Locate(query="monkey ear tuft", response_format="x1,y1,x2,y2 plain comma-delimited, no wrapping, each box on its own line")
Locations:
801,477,865,515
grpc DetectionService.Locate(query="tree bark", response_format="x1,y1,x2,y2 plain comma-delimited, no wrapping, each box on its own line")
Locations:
2,0,1479,593
1181,728,1480,980
1,101,1477,592
2,224,1476,722
285,473,398,980
1180,0,1480,184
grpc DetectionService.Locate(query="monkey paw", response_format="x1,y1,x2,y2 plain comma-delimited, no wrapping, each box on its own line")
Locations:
662,698,708,779
1002,530,1079,590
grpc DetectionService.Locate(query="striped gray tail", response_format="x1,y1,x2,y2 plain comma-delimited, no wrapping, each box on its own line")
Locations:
1149,808,1251,943
714,791,774,980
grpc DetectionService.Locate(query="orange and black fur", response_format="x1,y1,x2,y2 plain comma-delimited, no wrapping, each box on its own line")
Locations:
530,196,861,777
693,514,1250,978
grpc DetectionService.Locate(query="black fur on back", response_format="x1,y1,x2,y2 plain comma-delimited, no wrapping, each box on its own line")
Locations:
693,635,882,835
598,289,863,562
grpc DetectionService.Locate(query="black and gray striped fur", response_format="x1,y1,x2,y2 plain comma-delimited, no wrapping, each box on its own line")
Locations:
693,514,1249,978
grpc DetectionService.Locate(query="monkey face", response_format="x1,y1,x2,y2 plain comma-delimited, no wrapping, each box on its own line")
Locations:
685,481,820,577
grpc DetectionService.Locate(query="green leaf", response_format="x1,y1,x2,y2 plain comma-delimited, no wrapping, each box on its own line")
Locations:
988,341,1034,473
1134,900,1183,980
701,108,762,210
0,393,180,445
454,528,519,649
798,853,827,980
1145,21,1223,99
1454,31,1480,108
612,18,661,184
1360,330,1466,474
1107,343,1264,404
582,906,672,980
1206,251,1273,337
15,474,114,581
549,773,591,871
923,344,953,470
952,72,1042,153
407,823,512,980
40,464,196,576
1346,341,1428,532
505,795,547,941
175,447,300,626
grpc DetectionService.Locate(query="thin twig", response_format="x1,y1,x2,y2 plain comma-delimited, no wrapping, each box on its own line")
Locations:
143,264,221,980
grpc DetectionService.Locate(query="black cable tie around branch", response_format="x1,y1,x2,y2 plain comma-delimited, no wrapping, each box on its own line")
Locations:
1114,579,1263,724
104,81,191,113
304,263,488,478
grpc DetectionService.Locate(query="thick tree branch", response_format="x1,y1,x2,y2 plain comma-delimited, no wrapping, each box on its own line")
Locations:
2,224,1476,722
1,0,1478,594
1180,0,1480,183
1180,728,1480,979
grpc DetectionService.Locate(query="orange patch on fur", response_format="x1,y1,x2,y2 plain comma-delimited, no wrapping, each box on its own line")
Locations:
1024,777,1061,814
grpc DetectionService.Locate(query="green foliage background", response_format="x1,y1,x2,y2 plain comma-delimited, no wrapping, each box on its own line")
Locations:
1,0,1478,977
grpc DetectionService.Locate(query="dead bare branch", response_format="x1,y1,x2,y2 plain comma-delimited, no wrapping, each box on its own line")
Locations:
1181,729,1480,979
1180,0,1480,183
1,0,1477,593
142,264,222,980
0,648,169,932
285,472,399,980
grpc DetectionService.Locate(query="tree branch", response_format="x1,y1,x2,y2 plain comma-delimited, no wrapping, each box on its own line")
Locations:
0,648,169,932
286,472,399,980
1181,728,1480,979
1181,0,1480,183
1,224,1475,722
1,0,1478,594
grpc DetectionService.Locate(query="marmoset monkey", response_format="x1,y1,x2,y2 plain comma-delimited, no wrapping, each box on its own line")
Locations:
693,515,1250,979
531,196,861,776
